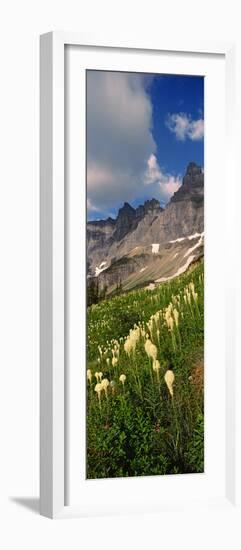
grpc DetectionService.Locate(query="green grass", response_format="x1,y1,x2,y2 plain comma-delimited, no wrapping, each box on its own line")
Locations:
87,260,204,479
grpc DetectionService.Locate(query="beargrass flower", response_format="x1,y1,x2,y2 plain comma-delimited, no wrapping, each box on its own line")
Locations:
152,359,160,372
144,338,152,356
101,378,109,397
95,382,103,405
193,292,198,302
149,343,158,360
173,308,179,326
119,374,126,385
87,369,92,383
153,359,161,381
164,369,175,398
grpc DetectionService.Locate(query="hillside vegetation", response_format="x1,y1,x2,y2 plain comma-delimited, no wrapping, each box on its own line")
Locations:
87,260,204,478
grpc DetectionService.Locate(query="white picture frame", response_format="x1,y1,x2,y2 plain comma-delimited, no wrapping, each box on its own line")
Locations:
40,31,239,519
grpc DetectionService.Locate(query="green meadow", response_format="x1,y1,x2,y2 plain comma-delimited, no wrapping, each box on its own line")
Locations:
87,260,204,479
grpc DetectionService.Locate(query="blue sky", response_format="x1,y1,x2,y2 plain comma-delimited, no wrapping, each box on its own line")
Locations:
87,71,204,220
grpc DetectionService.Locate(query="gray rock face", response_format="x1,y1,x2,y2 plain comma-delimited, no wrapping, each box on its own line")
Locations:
87,162,204,288
171,162,204,204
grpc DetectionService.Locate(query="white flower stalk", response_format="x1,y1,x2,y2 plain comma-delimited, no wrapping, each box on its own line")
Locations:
153,359,161,382
87,369,92,383
95,371,100,382
124,337,132,356
106,357,110,366
173,308,179,327
124,326,141,355
193,291,198,302
95,382,103,406
119,374,126,386
166,315,174,331
98,371,103,381
112,356,118,367
189,282,195,294
185,290,191,304
112,343,120,358
144,338,152,356
164,369,175,398
101,378,109,398
152,359,160,373
149,343,158,361
164,304,175,330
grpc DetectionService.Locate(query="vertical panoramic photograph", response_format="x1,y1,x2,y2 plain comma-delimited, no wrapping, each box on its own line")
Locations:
86,70,204,479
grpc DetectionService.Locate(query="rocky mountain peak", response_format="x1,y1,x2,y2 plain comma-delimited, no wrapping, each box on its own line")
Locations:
135,198,161,220
171,162,204,203
118,202,135,217
186,162,203,176
144,198,161,211
114,202,136,241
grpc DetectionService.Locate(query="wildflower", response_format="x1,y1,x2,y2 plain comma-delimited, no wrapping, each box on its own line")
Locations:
173,308,179,327
124,337,132,356
152,359,160,373
101,378,109,397
95,382,103,405
164,367,175,398
112,356,118,367
106,357,110,366
185,290,191,304
95,371,100,382
119,374,126,385
165,314,174,331
149,343,158,360
98,371,103,381
144,338,152,356
87,369,92,383
189,282,195,294
112,343,120,358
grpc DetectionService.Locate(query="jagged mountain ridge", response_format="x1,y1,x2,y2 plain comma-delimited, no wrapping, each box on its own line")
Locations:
87,162,204,291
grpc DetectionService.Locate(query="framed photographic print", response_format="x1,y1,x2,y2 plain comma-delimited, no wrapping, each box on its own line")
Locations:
40,32,239,518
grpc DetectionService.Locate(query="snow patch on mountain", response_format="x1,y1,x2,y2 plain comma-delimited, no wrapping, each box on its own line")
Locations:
170,231,204,245
95,261,108,276
155,255,195,283
152,243,160,254
184,234,204,258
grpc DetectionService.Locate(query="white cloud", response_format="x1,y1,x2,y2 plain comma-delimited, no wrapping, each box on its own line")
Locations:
166,113,204,141
87,198,99,213
144,154,181,201
87,71,182,217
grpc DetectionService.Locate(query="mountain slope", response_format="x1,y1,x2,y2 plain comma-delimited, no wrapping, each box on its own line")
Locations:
87,162,204,291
